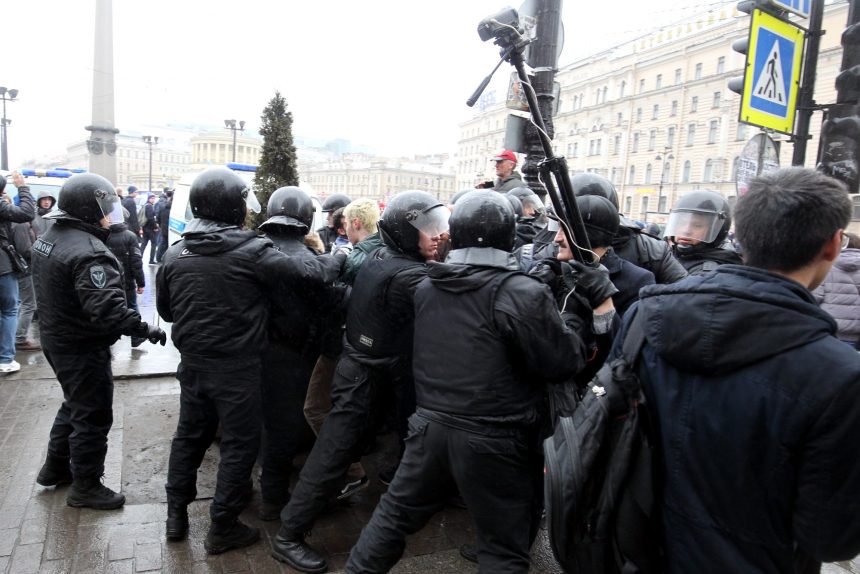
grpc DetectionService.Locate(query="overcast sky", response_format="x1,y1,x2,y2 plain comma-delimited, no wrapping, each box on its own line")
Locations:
3,0,732,166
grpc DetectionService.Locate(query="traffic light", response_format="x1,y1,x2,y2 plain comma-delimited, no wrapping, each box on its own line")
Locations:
727,1,754,97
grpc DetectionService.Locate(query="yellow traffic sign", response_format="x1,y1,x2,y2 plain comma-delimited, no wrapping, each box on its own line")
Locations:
738,9,805,134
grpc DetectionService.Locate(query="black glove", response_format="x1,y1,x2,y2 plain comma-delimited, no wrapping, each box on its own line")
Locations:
566,261,619,309
132,322,167,346
528,258,564,294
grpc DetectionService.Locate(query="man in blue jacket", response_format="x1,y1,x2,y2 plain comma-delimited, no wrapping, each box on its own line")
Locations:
621,167,860,573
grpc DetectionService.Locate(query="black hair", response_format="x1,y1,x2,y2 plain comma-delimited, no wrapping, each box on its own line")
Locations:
735,168,851,272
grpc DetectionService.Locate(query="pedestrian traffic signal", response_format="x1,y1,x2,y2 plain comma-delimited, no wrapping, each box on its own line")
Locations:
728,1,755,96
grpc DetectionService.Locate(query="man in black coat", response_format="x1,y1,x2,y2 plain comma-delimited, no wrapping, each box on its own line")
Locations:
121,185,140,236
157,168,345,555
619,168,860,572
139,194,159,264
346,191,615,573
155,189,173,263
271,191,449,573
31,174,166,510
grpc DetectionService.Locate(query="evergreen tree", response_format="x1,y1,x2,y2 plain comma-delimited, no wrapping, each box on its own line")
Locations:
250,91,298,229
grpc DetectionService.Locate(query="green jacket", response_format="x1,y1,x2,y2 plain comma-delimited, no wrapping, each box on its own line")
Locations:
341,232,385,284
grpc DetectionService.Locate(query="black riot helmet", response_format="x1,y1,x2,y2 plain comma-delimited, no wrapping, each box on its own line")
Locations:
507,186,544,217
505,193,524,219
571,173,619,210
450,190,517,252
663,190,731,249
189,167,261,226
576,195,620,248
322,193,352,213
261,186,314,233
448,189,472,206
378,190,449,258
55,173,119,225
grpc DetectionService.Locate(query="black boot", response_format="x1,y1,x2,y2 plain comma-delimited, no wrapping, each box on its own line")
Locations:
66,477,125,510
271,527,328,573
459,543,478,564
165,504,189,541
36,455,73,487
204,519,259,555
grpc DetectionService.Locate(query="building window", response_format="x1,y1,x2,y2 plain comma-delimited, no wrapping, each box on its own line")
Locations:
736,123,747,141
708,119,719,144
639,79,646,93
732,156,740,180
632,132,640,153
691,96,699,113
682,160,691,182
572,95,578,110
625,195,633,214
645,163,653,184
667,126,676,147
652,104,660,120
573,142,579,157
613,134,622,154
617,112,623,126
628,165,636,184
620,81,626,98
674,68,682,84
611,167,621,183
602,86,608,103
636,108,642,123
717,56,726,74
641,196,650,216
649,129,657,150
686,124,696,146
656,74,663,89
695,62,703,80
704,159,714,182
567,143,575,156
671,100,678,116
713,91,721,108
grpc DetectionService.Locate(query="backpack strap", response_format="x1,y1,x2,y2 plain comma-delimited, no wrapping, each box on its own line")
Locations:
620,310,647,366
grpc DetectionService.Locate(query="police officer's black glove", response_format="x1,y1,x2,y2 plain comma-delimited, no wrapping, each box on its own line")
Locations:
132,322,167,346
528,258,564,295
566,261,619,309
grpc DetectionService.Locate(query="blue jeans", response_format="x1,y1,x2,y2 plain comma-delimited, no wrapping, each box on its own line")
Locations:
0,272,19,363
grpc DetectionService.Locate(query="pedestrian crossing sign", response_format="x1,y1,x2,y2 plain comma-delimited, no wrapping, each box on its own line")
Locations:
738,9,805,134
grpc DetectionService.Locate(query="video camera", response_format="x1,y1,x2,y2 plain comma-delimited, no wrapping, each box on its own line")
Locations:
477,7,526,49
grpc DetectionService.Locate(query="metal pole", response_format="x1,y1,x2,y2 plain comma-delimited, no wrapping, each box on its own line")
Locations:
792,0,824,166
0,96,7,171
147,141,153,194
232,128,237,163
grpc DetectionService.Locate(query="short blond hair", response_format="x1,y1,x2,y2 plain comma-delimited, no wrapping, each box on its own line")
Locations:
343,198,380,234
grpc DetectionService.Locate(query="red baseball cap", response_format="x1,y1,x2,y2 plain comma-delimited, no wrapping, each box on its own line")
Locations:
493,150,517,164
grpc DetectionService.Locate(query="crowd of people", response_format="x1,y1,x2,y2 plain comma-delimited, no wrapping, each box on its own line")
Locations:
7,150,860,573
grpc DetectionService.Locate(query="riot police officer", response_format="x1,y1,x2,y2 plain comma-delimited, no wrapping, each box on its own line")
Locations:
257,186,344,520
346,191,610,573
31,173,166,509
272,190,449,573
316,193,352,253
663,190,742,274
157,169,345,554
572,173,688,284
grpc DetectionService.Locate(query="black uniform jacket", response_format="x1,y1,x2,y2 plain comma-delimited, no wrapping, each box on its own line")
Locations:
612,224,687,284
32,218,144,352
106,222,144,290
157,225,342,369
413,247,587,426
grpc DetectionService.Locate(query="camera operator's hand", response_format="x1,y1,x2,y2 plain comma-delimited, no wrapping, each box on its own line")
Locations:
567,261,619,309
11,172,25,188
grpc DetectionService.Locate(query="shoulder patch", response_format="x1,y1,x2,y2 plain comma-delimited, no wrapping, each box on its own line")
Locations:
90,265,107,288
32,238,54,258
178,248,199,258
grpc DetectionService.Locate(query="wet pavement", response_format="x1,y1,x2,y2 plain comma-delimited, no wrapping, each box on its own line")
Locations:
1,262,857,573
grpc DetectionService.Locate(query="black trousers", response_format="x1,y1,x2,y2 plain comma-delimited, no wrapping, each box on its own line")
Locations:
139,228,159,263
280,355,410,533
346,412,543,574
259,342,316,506
43,347,114,480
165,360,261,524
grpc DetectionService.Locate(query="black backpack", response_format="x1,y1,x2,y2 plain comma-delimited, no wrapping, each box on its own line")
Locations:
543,311,662,573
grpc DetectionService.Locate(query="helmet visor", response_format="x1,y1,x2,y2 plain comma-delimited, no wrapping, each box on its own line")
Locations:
244,187,261,214
107,201,125,224
664,210,723,243
407,204,450,238
94,188,119,221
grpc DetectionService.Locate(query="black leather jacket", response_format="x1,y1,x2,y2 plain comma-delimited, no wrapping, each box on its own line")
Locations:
612,226,687,284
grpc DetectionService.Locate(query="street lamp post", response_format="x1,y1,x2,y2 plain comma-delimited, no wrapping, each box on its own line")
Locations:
655,145,674,214
0,87,19,171
142,135,159,193
224,119,245,163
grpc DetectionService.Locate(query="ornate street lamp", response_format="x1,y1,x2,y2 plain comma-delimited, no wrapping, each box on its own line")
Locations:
224,119,245,163
0,87,19,171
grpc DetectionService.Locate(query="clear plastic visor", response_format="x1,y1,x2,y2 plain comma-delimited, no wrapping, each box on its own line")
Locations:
243,187,261,214
94,189,119,221
664,210,722,243
107,201,125,224
407,204,450,238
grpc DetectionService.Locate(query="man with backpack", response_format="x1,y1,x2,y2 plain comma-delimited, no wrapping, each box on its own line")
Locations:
621,168,860,572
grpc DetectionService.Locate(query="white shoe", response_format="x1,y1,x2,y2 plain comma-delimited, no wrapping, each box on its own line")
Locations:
0,360,21,373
